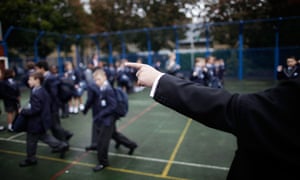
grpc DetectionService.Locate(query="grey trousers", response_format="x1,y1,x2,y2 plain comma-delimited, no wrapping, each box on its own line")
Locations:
26,132,66,161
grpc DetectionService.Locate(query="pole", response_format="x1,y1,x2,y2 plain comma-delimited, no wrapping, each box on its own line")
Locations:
273,18,281,80
238,21,244,80
173,26,180,65
34,31,44,62
145,28,152,65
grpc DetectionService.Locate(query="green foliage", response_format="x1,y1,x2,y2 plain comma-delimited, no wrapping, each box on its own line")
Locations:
90,0,190,52
207,0,300,48
0,0,83,57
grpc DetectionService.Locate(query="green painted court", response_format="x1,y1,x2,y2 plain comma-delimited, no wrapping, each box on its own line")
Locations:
0,79,275,180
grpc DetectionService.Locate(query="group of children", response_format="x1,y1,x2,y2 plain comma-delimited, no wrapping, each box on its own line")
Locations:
2,54,299,172
190,56,225,88
0,59,138,172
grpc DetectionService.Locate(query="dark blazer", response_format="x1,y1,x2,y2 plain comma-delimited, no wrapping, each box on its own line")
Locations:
83,82,117,126
277,65,300,80
20,86,52,133
83,83,100,118
43,72,61,112
0,78,20,110
153,74,300,179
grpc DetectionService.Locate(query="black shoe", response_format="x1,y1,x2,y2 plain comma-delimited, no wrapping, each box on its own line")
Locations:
66,133,73,141
85,145,96,152
128,144,138,155
19,159,37,167
115,142,120,149
59,144,69,158
61,114,69,119
52,143,69,153
93,164,107,172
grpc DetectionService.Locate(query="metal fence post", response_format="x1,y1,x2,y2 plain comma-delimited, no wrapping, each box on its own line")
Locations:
144,28,152,65
105,33,113,64
205,23,211,58
119,32,126,59
75,34,81,66
34,31,44,62
238,21,244,80
273,17,281,80
173,25,180,65
57,34,66,74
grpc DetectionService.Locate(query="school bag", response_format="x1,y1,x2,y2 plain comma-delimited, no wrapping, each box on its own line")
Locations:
57,77,76,103
113,87,128,118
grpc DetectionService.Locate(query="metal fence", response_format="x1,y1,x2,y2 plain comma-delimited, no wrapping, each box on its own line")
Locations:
1,16,300,80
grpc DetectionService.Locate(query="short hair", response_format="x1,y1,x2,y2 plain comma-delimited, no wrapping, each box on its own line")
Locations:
26,61,35,69
3,69,14,79
35,60,49,71
93,69,106,78
29,72,44,84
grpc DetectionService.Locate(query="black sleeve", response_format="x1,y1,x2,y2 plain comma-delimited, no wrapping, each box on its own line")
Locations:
153,74,239,133
21,93,42,116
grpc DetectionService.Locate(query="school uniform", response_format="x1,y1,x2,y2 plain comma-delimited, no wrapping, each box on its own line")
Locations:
95,81,117,167
1,78,20,112
190,67,208,86
206,63,222,88
20,86,68,164
43,72,73,142
152,74,300,179
83,83,101,149
65,69,81,97
84,83,137,154
277,65,300,80
112,123,137,154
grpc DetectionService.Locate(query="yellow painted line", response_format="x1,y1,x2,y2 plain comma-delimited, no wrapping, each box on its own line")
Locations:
0,149,188,180
162,118,192,177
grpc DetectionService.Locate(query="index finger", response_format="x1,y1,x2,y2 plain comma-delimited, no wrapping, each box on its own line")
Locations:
125,62,143,69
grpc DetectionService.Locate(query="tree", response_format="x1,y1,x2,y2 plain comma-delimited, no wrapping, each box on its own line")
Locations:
89,0,194,52
206,0,300,47
0,0,84,57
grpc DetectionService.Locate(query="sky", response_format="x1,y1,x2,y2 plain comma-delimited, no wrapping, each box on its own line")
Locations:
79,0,216,23
80,0,91,14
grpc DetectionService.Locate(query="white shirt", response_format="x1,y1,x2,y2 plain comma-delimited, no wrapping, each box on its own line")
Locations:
150,73,165,97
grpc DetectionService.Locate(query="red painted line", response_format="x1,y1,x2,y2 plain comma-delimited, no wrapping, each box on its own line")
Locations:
50,152,89,180
118,102,158,131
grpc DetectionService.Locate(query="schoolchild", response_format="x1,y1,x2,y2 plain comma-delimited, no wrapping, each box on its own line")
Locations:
277,56,300,80
83,76,138,155
19,72,69,167
1,69,20,132
35,61,73,144
83,69,136,172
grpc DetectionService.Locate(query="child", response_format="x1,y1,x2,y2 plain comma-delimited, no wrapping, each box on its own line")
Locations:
19,72,69,167
35,60,73,144
277,56,300,80
83,69,137,172
0,69,5,131
1,69,20,132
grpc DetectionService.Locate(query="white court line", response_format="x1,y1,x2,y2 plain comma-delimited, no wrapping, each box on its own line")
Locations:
0,137,229,171
7,132,26,140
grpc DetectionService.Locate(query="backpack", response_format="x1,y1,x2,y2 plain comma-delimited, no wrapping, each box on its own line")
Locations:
113,87,128,118
57,77,76,103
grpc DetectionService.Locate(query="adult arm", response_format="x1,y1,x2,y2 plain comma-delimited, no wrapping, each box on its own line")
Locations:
126,63,238,133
